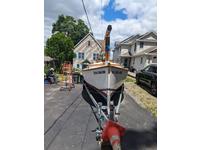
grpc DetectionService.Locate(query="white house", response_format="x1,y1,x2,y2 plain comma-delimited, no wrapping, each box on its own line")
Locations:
113,32,157,71
73,32,102,69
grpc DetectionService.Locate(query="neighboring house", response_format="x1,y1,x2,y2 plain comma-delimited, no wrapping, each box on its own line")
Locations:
73,32,102,70
113,32,157,71
44,55,55,67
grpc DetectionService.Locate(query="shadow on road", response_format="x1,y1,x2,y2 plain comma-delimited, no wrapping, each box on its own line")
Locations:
121,124,157,150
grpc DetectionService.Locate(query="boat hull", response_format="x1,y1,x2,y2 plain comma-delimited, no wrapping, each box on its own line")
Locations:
82,65,128,93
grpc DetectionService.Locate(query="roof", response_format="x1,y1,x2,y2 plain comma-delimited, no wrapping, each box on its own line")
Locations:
120,34,140,45
96,39,104,48
136,31,157,41
115,31,157,48
74,32,102,49
44,56,54,62
134,46,157,57
120,50,132,57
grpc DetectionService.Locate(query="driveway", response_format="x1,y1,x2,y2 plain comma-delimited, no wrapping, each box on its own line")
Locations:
44,84,156,150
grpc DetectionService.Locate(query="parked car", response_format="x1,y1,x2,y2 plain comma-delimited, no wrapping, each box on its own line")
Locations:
136,64,157,96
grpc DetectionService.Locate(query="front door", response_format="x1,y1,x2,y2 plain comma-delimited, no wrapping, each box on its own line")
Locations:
124,58,128,67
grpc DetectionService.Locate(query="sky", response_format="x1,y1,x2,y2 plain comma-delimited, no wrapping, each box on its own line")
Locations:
44,0,157,47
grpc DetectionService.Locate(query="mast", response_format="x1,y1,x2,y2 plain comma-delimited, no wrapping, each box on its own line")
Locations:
104,25,112,61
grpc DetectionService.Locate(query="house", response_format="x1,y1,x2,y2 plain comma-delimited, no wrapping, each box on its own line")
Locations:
73,33,102,69
113,32,157,71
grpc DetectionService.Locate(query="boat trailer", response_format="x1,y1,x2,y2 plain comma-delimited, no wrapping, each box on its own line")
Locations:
83,82,126,150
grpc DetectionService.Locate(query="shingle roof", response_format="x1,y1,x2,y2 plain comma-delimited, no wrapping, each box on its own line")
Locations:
134,46,157,57
74,32,102,49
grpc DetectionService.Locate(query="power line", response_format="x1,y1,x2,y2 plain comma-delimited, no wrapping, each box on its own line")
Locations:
100,0,103,38
81,0,93,34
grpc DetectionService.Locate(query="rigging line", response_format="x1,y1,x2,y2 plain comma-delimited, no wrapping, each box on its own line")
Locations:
100,0,103,38
81,0,93,34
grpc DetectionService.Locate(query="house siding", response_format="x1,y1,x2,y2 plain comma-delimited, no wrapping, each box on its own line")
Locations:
113,32,157,71
73,34,101,69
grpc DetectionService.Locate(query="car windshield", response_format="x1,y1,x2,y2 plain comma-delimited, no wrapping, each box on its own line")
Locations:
144,65,157,73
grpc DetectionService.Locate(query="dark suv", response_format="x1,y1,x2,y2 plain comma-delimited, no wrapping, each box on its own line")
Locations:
136,64,157,96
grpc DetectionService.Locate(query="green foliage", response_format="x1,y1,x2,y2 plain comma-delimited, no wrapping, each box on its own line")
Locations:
45,32,75,68
52,15,89,45
44,65,50,74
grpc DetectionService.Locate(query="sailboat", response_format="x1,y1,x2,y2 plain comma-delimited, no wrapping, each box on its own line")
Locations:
82,25,128,103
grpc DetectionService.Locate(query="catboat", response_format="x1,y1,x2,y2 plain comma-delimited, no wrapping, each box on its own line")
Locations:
82,25,128,109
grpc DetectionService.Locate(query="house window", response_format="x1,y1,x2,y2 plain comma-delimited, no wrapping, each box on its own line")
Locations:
140,57,143,64
134,43,137,52
88,41,90,46
140,42,144,48
93,53,99,60
78,52,84,59
77,64,79,68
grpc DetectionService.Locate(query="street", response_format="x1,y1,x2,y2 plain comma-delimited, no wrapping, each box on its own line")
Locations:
44,84,157,150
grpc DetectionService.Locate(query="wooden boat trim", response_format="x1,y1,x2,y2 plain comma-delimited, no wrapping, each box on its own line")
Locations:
83,64,128,71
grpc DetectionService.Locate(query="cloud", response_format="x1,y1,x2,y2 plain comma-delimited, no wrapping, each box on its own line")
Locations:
44,0,157,47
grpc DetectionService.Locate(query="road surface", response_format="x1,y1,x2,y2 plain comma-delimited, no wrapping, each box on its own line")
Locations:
44,84,156,150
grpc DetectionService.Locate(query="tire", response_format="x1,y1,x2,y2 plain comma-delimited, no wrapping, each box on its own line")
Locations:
136,76,140,85
151,82,157,96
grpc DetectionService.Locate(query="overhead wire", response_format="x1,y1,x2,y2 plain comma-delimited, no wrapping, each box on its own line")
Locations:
81,0,93,34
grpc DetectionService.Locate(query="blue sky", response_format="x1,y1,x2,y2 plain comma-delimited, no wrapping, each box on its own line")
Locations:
103,0,127,21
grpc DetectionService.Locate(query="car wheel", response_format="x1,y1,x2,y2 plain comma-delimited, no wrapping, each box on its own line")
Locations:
151,82,157,96
136,76,140,85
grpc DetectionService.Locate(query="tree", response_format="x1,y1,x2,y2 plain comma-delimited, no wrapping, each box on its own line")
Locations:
52,15,89,45
45,32,75,69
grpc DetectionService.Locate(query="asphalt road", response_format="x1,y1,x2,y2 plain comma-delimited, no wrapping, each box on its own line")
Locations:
44,84,157,150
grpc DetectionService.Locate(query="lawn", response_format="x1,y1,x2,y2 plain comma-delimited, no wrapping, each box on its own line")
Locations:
124,76,157,117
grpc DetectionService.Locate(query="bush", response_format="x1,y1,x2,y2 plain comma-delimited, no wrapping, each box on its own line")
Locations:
44,65,51,74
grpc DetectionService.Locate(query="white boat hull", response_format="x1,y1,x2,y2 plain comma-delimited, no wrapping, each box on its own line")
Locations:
82,65,128,93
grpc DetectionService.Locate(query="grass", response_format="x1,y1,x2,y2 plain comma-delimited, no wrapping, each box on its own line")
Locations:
124,76,134,82
124,77,157,118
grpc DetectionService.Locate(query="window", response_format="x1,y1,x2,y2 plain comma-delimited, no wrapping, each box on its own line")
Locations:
144,66,157,73
144,66,150,71
88,41,90,46
77,64,80,68
134,43,137,52
93,53,98,60
93,53,99,60
140,42,144,48
78,52,84,59
140,57,143,64
149,66,157,73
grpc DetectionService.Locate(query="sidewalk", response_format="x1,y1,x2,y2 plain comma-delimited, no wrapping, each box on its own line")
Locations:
128,71,136,78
